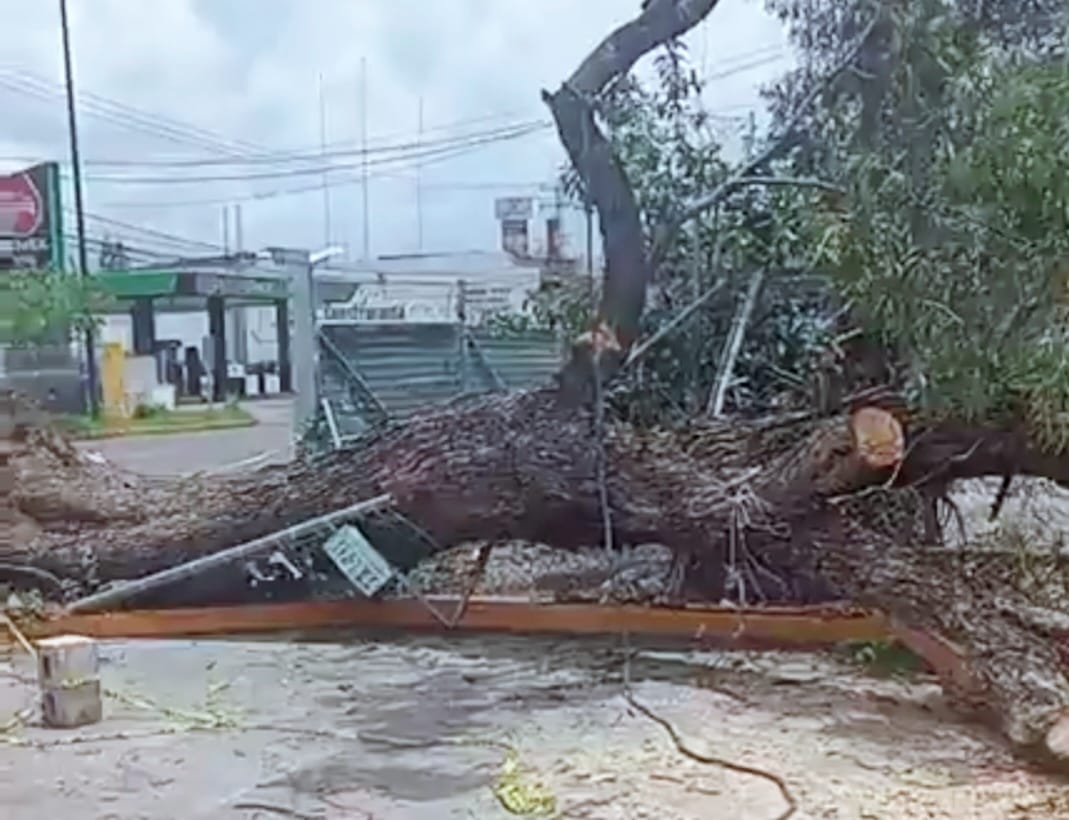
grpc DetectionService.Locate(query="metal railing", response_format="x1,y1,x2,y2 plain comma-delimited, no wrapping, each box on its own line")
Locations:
316,322,563,437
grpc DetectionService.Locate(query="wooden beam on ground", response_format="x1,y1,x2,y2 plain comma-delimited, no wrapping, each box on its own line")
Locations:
10,597,892,647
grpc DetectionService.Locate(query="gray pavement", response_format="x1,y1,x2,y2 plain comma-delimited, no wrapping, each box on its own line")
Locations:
0,634,1057,819
78,397,295,476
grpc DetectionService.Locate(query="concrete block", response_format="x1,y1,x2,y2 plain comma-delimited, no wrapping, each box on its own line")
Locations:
36,634,100,689
41,680,103,728
36,635,103,729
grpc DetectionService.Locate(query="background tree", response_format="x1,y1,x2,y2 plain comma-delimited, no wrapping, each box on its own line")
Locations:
763,0,1069,449
0,269,105,348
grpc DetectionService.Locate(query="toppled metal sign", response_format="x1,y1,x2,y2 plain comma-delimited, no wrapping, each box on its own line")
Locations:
322,524,395,597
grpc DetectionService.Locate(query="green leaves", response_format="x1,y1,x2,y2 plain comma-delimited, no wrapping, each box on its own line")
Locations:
813,18,1069,445
0,270,108,347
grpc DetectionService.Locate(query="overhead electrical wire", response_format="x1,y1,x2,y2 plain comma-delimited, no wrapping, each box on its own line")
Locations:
63,232,181,262
3,118,550,170
1,35,795,249
85,117,548,167
0,67,549,167
94,130,555,208
80,121,551,182
0,69,271,159
1,37,787,171
73,210,223,253
704,50,788,82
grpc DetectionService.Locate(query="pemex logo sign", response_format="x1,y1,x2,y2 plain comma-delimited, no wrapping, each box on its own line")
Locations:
0,170,44,236
0,162,62,272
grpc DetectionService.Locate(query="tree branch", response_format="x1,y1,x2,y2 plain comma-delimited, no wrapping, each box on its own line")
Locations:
543,0,723,400
650,11,881,268
567,0,723,96
707,269,766,416
622,278,727,369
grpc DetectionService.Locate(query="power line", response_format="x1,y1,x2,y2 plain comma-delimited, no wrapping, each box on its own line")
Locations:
63,233,180,263
0,67,554,170
703,50,788,82
97,177,550,210
1,38,790,169
74,210,223,252
0,68,272,158
81,122,551,184
92,129,553,208
1,118,551,170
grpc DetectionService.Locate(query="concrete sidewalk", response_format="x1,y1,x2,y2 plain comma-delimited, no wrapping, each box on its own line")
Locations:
77,397,294,476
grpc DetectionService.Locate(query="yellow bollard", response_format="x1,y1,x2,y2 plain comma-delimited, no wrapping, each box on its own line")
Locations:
100,342,128,431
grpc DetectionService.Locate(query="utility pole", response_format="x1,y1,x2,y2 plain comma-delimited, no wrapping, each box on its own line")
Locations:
360,57,370,261
59,0,98,417
234,204,243,253
585,201,594,276
221,205,230,254
415,96,424,251
743,109,757,159
585,198,594,312
319,73,331,246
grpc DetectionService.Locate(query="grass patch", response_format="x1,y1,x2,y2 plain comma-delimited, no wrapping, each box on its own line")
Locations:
59,403,256,439
843,639,925,679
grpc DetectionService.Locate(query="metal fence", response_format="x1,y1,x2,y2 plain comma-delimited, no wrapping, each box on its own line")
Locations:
0,342,85,414
318,322,563,436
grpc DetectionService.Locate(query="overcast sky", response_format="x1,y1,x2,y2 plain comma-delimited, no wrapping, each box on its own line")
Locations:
0,0,793,268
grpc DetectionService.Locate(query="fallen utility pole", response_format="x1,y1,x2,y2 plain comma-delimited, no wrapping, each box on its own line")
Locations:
30,597,891,646
65,494,394,614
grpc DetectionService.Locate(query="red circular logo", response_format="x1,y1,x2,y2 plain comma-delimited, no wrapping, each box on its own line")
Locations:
0,172,43,237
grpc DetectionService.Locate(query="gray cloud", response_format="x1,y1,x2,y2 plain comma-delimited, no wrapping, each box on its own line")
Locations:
0,0,793,264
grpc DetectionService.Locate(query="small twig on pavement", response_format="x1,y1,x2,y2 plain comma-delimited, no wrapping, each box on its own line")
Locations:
620,634,797,820
559,794,622,817
320,794,375,818
0,612,37,660
232,802,322,820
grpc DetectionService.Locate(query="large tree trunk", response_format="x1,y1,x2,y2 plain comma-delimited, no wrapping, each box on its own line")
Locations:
8,389,1069,771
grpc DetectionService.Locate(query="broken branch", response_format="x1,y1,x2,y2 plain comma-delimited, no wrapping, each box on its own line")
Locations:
650,11,881,268
707,270,766,416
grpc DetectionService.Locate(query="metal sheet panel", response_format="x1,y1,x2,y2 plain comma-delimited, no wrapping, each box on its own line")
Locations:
318,322,562,431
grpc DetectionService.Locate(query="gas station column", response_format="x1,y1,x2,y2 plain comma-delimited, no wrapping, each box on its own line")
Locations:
207,294,228,402
275,298,292,393
130,298,156,356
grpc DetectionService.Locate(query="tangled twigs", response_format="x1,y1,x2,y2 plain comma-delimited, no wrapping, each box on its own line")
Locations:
446,543,493,627
621,638,797,820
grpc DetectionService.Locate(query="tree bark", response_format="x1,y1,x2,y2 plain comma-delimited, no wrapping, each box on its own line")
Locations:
543,0,722,399
10,391,1069,770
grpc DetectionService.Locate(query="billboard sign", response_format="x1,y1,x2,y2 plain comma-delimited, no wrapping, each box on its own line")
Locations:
501,218,529,257
494,196,533,221
0,162,63,272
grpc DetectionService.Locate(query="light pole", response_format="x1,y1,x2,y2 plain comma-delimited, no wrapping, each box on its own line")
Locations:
59,0,98,417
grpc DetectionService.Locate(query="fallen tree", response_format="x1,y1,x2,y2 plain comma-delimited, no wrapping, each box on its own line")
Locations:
6,0,1069,781
8,389,1069,770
